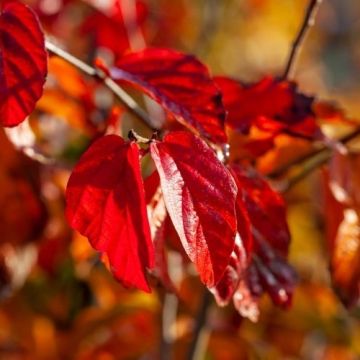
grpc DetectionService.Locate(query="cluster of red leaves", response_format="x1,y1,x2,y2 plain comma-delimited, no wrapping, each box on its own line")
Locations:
3,0,341,321
211,165,296,321
216,76,317,137
216,75,319,158
111,48,227,144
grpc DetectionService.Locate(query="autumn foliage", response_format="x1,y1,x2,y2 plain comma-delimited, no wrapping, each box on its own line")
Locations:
1,0,360,358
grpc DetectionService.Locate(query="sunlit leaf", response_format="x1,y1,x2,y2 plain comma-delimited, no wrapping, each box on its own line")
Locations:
65,135,154,291
112,49,227,144
150,131,237,287
0,1,47,127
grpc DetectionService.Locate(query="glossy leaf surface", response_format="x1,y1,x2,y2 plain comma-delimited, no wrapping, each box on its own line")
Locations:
65,135,154,292
150,131,237,287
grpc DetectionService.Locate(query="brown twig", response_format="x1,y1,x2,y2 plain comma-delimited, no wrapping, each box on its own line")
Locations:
186,289,212,360
279,127,360,192
194,0,220,56
282,0,322,79
270,127,360,179
45,39,158,130
280,149,330,192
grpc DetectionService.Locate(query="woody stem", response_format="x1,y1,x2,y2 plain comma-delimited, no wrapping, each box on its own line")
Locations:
282,0,322,79
45,39,158,131
277,127,360,191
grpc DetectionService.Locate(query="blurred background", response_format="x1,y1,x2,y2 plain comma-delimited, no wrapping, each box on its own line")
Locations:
1,0,360,358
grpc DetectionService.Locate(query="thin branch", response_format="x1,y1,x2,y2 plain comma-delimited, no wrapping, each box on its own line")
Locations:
45,40,96,76
45,39,157,130
187,290,212,360
280,127,360,191
194,0,220,56
282,0,322,79
281,149,330,192
268,145,323,178
270,127,360,179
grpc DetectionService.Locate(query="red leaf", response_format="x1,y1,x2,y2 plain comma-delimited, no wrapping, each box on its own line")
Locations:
210,234,248,306
228,164,296,316
251,232,296,308
150,131,237,287
144,170,160,204
243,135,276,158
231,231,296,322
111,48,227,144
65,135,154,292
230,164,290,254
209,173,253,306
234,186,253,256
0,1,47,127
215,76,317,138
81,0,148,58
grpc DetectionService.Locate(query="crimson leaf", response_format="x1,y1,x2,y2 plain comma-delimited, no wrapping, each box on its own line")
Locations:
230,164,290,254
111,48,227,144
0,1,47,127
210,234,248,306
210,184,253,306
215,76,317,138
229,165,296,319
81,0,148,58
150,131,237,287
65,135,154,292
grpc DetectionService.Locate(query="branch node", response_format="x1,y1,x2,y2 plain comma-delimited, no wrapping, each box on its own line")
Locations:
128,129,151,144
